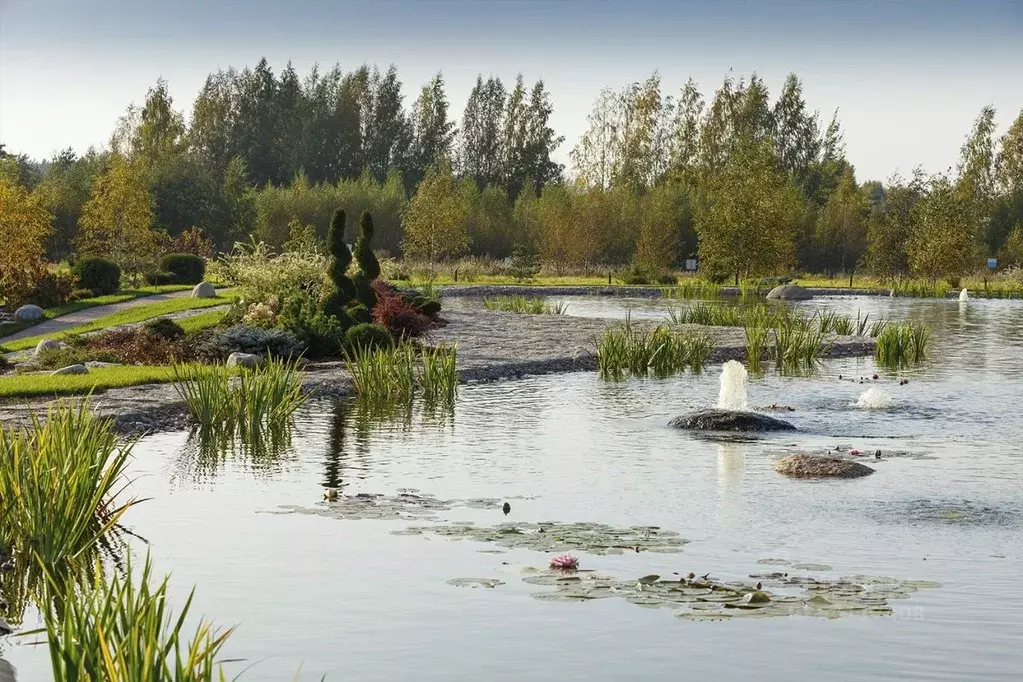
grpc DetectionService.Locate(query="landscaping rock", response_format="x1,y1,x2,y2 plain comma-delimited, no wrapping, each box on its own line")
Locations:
226,352,260,369
50,364,89,376
13,304,44,322
33,338,63,357
85,361,122,369
191,281,216,298
766,284,813,301
669,408,797,432
774,454,875,479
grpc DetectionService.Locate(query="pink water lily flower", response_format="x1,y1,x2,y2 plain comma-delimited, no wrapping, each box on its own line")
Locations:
550,554,579,570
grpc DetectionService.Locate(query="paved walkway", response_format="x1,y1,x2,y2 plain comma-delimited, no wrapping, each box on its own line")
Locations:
0,289,196,343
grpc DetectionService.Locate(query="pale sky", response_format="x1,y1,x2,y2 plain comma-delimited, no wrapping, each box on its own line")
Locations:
1,0,1021,182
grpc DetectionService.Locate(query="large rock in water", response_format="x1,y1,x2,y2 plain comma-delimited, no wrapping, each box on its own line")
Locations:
766,284,812,301
191,281,216,298
14,304,44,322
668,408,796,432
774,454,875,479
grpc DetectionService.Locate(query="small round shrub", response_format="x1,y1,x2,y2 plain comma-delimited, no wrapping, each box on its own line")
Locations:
372,293,433,339
73,257,121,296
145,270,177,286
142,316,185,341
655,272,678,286
345,323,394,351
159,253,206,284
415,297,442,317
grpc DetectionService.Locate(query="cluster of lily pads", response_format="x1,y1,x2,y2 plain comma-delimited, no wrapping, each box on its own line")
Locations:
516,562,941,620
392,521,689,555
276,491,522,522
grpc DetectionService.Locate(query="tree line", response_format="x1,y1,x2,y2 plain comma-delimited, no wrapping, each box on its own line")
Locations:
2,60,1022,289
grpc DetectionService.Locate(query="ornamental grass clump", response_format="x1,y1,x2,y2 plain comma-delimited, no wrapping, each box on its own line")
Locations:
43,553,236,682
874,321,931,367
171,356,305,428
0,401,138,597
418,344,458,403
595,317,714,380
482,295,565,314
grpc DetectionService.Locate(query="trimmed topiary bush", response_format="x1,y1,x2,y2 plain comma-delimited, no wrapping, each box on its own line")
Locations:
145,270,176,286
411,296,442,317
347,304,372,324
345,322,394,351
321,209,356,318
73,257,121,296
159,253,206,284
352,210,381,310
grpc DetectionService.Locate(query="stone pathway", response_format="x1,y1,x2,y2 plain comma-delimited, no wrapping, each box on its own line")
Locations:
0,289,199,343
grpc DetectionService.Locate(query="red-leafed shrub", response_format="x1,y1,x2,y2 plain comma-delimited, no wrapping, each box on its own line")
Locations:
372,290,433,339
83,327,194,365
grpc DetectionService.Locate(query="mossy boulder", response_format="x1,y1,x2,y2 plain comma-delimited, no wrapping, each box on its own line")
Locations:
774,454,875,478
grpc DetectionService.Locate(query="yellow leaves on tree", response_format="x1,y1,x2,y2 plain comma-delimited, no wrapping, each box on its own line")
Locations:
76,155,160,278
694,138,802,279
401,162,470,263
0,178,53,307
907,176,980,284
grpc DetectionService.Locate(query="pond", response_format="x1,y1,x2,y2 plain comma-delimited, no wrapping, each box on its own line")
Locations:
3,296,1022,680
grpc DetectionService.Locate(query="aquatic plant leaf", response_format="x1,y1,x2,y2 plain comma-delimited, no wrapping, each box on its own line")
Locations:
447,578,505,588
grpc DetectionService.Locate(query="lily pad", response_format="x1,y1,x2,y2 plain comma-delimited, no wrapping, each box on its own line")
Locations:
447,577,505,588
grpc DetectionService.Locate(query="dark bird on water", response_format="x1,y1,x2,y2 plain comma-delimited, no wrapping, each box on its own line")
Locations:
875,450,882,460
502,502,511,515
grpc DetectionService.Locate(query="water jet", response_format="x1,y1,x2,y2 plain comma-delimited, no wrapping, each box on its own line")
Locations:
959,288,969,302
669,361,796,432
854,387,895,410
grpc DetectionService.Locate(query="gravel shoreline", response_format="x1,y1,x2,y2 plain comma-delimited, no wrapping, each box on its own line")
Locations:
0,308,875,437
436,284,967,298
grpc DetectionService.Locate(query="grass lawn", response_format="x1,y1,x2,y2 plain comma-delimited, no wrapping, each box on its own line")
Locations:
1,295,236,353
0,363,242,399
177,308,231,334
0,285,192,337
0,365,180,399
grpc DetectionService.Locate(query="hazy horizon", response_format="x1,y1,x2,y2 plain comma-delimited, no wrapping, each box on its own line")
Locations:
2,0,1021,182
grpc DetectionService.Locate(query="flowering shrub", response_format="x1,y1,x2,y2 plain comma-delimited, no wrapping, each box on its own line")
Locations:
209,239,329,313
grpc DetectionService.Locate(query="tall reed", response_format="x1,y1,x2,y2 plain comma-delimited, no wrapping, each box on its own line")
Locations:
0,402,138,578
43,553,235,682
344,343,416,401
595,323,714,380
744,322,768,372
482,295,565,314
874,321,931,367
172,357,306,428
418,344,459,402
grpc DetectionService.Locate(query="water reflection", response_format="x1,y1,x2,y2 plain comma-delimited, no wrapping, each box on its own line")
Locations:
716,442,746,498
173,421,296,482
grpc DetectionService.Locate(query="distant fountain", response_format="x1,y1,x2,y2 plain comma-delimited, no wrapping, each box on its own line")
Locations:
959,288,969,302
854,387,895,409
717,360,749,411
669,362,796,432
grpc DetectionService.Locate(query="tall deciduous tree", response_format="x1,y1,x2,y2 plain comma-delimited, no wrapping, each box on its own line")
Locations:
907,174,980,284
865,172,924,281
401,160,469,264
407,73,456,188
459,75,506,188
0,177,53,306
814,166,867,275
694,137,803,279
76,155,160,278
668,78,704,179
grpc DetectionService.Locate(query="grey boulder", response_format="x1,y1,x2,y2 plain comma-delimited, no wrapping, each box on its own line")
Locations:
226,352,259,369
766,284,812,301
191,281,216,298
51,364,89,376
13,304,44,322
34,338,63,356
669,408,796,432
774,454,875,479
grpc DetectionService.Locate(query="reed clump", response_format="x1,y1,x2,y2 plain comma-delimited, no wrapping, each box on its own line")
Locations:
43,553,235,682
483,295,566,314
874,321,931,367
172,356,306,428
345,342,459,403
595,318,714,380
0,402,138,579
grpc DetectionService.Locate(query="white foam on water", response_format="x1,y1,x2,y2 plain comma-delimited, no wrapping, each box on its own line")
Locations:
717,360,749,411
854,386,895,409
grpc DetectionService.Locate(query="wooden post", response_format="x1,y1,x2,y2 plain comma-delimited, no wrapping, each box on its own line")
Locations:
608,272,611,286
849,271,854,288
454,269,458,283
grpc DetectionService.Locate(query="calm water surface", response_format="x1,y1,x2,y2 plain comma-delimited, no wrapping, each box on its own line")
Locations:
4,296,1022,681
